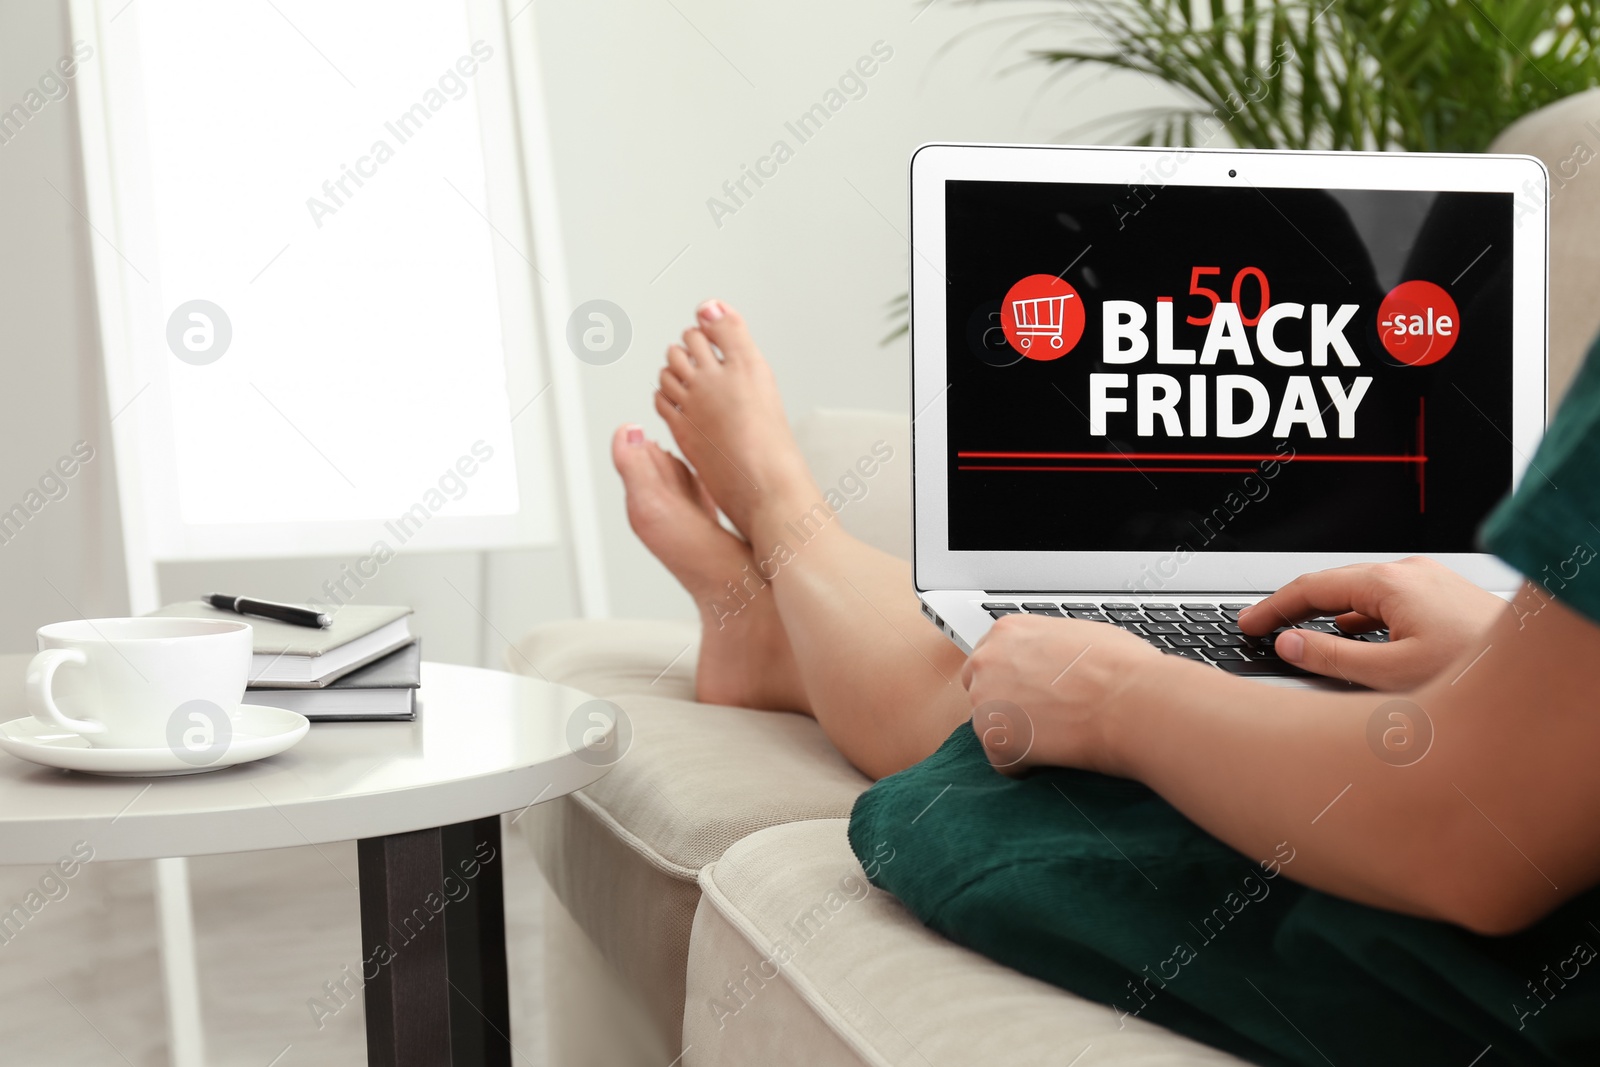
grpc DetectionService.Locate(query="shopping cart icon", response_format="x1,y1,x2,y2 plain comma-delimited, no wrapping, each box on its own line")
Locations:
1010,293,1076,351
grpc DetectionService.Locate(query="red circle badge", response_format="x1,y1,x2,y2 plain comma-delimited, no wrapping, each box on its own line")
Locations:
1378,280,1460,366
1001,274,1085,361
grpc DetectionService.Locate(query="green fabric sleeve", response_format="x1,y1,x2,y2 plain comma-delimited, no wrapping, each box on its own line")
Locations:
1479,339,1600,623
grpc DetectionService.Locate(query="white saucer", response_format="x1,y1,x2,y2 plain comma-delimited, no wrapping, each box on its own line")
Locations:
0,704,310,777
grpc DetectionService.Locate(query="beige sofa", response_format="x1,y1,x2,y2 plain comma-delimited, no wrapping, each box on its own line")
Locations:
512,413,1251,1067
510,95,1600,1066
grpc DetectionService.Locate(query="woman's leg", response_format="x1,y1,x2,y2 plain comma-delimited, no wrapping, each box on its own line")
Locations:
751,517,971,780
648,300,970,779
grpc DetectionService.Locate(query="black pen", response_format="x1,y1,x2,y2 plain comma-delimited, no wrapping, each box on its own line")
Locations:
205,593,332,629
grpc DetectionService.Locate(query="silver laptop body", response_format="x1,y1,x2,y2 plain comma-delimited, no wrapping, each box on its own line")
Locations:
909,144,1548,686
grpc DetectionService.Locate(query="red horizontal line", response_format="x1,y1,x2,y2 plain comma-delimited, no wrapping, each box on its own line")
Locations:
959,465,1259,473
957,451,1426,463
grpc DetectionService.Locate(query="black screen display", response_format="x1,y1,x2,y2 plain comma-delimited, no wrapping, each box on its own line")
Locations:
944,179,1515,554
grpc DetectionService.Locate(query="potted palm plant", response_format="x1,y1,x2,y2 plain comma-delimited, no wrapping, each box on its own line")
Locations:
1033,0,1600,151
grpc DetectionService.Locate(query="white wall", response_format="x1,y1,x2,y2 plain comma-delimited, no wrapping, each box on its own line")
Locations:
529,0,1174,619
0,2,127,649
0,0,1172,652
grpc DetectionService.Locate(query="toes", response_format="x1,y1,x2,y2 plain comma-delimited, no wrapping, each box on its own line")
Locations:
662,449,720,520
652,389,699,460
610,423,655,482
659,365,688,405
691,474,720,519
696,299,759,363
619,426,716,525
614,430,689,546
682,327,718,368
666,344,696,382
654,389,685,428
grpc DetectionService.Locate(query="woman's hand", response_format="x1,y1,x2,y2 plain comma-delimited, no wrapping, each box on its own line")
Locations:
961,614,1164,776
1237,556,1509,690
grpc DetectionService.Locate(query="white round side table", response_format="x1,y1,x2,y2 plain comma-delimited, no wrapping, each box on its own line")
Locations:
0,658,615,1067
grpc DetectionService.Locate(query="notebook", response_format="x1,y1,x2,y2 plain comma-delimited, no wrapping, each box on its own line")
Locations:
248,641,420,721
147,601,413,687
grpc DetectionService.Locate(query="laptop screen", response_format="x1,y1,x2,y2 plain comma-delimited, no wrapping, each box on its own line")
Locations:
944,179,1516,555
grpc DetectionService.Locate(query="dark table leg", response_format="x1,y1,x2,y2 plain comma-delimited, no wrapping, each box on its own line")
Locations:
442,817,512,1064
357,817,513,1067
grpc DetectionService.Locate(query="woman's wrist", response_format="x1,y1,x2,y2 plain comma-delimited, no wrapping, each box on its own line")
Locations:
1089,651,1175,779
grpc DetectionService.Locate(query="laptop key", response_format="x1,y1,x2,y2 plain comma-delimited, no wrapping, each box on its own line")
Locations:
1220,622,1243,634
981,603,1018,611
1061,603,1098,611
1100,603,1138,611
1178,603,1215,611
1182,622,1220,635
1299,620,1341,633
1022,602,1061,611
1070,611,1109,623
1202,647,1245,661
1107,610,1144,623
1163,647,1209,662
1184,610,1224,622
1360,632,1390,643
1142,621,1181,634
1219,603,1253,610
1165,634,1207,648
1028,608,1066,618
988,608,1023,619
1205,634,1245,647
1214,658,1302,675
1146,609,1184,623
1220,608,1244,621
1144,603,1177,611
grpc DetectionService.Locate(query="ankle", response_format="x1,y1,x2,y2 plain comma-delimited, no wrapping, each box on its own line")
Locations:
698,563,771,628
749,489,842,563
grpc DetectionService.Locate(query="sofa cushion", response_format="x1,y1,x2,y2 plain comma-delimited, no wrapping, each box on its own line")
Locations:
1490,87,1600,408
508,620,871,1045
509,618,701,703
686,819,1250,1067
545,692,868,875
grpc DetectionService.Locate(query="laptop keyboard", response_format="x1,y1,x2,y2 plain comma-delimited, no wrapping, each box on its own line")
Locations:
979,600,1388,677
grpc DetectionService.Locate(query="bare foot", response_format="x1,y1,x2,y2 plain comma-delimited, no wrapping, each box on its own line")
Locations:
652,300,824,546
611,424,809,713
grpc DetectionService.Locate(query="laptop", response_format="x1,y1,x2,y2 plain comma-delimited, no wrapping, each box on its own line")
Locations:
910,144,1548,686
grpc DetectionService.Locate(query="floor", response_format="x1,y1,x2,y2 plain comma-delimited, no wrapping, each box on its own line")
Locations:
0,818,667,1066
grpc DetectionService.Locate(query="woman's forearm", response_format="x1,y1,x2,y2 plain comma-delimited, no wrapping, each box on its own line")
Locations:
1103,661,1447,918
1105,585,1600,936
964,584,1600,932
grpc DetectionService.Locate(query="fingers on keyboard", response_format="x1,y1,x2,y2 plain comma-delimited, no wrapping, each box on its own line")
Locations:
977,601,1385,672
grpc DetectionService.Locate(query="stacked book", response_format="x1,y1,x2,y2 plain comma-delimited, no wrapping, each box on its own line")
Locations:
148,602,419,721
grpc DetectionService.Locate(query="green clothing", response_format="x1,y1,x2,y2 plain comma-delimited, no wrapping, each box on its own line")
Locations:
1480,340,1600,622
851,725,1600,1065
849,342,1600,1065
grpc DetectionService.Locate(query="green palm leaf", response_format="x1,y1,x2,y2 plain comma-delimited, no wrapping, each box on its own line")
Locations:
1024,0,1600,153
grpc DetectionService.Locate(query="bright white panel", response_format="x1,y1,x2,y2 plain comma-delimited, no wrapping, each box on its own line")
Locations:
134,1,520,527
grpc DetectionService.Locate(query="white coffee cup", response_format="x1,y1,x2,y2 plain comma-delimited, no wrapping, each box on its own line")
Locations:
26,618,252,751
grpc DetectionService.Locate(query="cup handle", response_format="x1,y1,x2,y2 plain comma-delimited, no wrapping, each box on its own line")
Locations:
25,648,104,735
